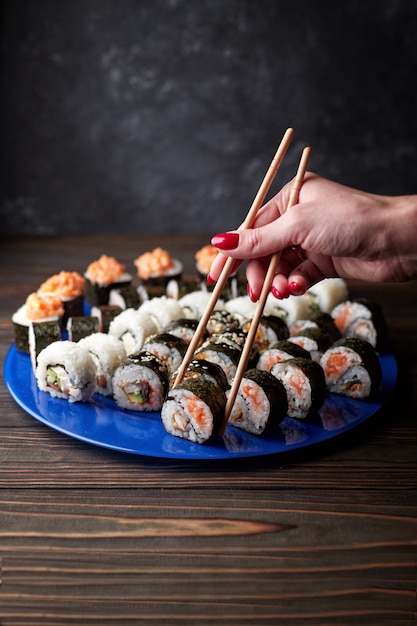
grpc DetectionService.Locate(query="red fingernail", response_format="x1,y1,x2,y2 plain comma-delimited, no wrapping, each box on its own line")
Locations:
247,284,257,302
289,281,302,295
207,273,215,284
211,232,240,250
271,286,282,299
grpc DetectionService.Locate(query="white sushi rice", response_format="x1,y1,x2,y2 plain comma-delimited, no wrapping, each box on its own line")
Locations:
319,346,362,386
270,361,312,419
112,360,166,411
108,308,158,355
138,296,184,330
78,333,127,396
179,291,224,319
36,341,97,402
288,336,321,363
319,345,372,398
227,378,270,435
161,388,214,443
307,278,349,313
265,293,312,326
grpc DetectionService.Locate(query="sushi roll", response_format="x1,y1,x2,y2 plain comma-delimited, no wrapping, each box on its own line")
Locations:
166,277,201,300
109,284,140,309
331,297,387,348
194,341,241,384
85,255,132,306
38,271,85,323
164,318,208,346
179,290,224,320
66,315,100,342
134,247,183,288
227,368,288,435
288,327,333,363
161,378,226,443
257,339,311,373
306,278,349,313
265,293,312,326
320,337,382,399
90,304,123,333
171,359,229,391
241,314,289,354
206,310,241,336
112,351,169,412
29,320,62,371
108,308,158,355
12,293,65,353
290,311,341,343
78,333,127,396
270,357,326,419
138,296,185,331
142,333,188,376
36,341,97,402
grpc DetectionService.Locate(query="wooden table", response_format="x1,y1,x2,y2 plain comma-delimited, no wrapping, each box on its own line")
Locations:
1,235,416,625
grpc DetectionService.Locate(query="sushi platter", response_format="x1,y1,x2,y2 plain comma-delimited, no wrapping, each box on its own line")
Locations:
4,342,397,460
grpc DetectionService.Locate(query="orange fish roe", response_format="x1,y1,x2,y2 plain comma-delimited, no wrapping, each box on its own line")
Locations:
134,247,174,280
86,255,125,286
25,292,65,320
39,271,85,298
195,244,218,274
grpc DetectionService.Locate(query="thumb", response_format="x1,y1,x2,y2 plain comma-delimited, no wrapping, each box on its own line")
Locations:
211,218,295,260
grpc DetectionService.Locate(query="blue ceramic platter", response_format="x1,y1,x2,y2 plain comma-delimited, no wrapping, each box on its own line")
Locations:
4,344,397,460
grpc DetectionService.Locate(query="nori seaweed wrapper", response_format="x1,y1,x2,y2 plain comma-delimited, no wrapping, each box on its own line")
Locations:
309,311,342,343
13,321,30,353
110,284,140,309
172,358,229,391
242,314,289,353
125,350,169,393
62,295,84,325
167,378,226,429
84,276,132,306
91,305,122,333
67,316,99,342
293,326,333,352
329,337,382,392
29,320,62,367
242,368,288,426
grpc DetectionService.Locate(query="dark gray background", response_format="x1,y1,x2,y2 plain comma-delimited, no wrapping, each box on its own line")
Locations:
1,0,416,236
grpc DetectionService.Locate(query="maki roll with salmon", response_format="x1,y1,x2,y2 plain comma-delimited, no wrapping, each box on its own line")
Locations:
257,339,311,373
36,341,97,402
270,357,326,419
142,333,188,376
319,337,382,399
78,333,126,396
227,368,288,435
170,359,229,391
331,298,387,348
161,378,226,443
194,340,241,384
289,327,333,363
112,351,169,412
85,255,132,306
290,311,341,344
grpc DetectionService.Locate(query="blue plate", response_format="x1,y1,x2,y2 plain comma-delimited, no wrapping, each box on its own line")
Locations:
4,344,397,460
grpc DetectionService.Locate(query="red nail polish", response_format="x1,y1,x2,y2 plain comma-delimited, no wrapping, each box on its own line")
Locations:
289,281,301,295
207,273,215,284
211,232,240,250
271,286,282,299
247,284,257,302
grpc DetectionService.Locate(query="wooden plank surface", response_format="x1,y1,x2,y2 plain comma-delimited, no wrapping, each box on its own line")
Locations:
0,235,416,625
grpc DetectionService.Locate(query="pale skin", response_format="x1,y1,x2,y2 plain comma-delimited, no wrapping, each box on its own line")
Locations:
208,172,417,301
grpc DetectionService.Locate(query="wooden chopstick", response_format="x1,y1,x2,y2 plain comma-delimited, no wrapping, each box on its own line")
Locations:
172,127,295,388
219,146,312,434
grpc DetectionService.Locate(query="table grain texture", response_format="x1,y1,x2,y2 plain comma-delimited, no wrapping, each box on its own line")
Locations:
0,235,416,626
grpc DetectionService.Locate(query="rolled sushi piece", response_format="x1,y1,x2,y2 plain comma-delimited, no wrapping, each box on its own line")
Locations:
108,308,158,355
90,304,123,333
138,296,185,331
29,320,62,371
290,311,341,344
78,333,127,396
265,293,312,326
166,277,201,300
36,341,97,402
112,351,169,411
84,255,132,307
270,357,326,419
227,368,288,435
241,314,289,354
319,337,382,399
306,278,349,313
194,340,242,384
331,297,387,348
142,332,188,376
12,293,65,353
179,290,224,320
66,315,100,342
206,310,241,336
109,284,140,310
170,358,229,391
257,339,311,373
161,378,227,443
289,327,333,363
164,318,208,346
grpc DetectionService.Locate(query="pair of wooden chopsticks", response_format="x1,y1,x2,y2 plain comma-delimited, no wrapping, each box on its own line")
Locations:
172,127,311,434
